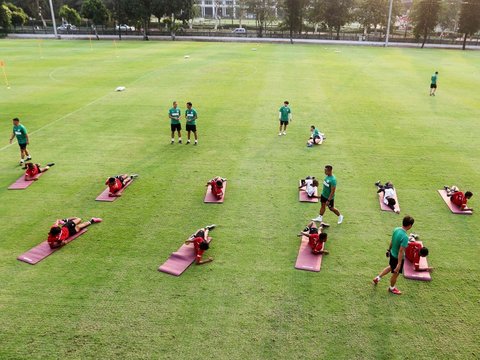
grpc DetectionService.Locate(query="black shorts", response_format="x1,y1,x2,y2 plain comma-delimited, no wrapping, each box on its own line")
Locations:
389,256,404,274
171,123,181,132
115,175,126,184
18,143,27,150
186,124,196,132
320,195,334,209
195,229,205,239
308,227,318,234
430,84,437,89
64,220,78,237
280,120,289,126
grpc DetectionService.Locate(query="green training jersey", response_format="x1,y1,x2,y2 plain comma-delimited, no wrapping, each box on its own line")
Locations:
321,175,337,199
431,74,437,85
312,128,320,138
279,106,291,122
13,124,27,144
169,107,181,125
185,109,197,126
390,227,409,259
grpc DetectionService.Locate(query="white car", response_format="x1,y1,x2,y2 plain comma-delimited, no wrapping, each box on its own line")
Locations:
57,24,77,31
232,28,246,34
116,24,135,31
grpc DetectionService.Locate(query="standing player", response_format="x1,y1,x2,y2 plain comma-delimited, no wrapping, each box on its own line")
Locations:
185,102,198,145
169,101,182,144
278,101,291,136
372,215,415,295
312,165,344,224
184,225,216,264
9,118,31,166
430,71,438,96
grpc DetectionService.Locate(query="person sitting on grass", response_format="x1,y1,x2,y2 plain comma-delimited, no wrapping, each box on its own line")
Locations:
307,125,325,147
105,174,138,197
207,177,226,200
405,234,434,272
299,176,320,198
184,225,216,264
444,185,473,211
24,162,54,181
47,217,102,249
375,180,399,213
298,221,330,255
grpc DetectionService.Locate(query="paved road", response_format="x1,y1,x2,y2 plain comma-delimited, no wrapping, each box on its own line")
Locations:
6,33,480,50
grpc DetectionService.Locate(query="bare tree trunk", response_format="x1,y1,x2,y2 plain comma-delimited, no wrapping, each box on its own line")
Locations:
462,32,467,50
421,27,427,48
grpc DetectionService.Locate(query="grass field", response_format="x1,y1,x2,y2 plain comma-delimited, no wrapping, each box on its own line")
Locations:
0,39,479,359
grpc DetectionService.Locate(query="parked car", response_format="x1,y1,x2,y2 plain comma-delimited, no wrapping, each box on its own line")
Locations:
232,27,246,34
116,24,135,31
57,24,77,31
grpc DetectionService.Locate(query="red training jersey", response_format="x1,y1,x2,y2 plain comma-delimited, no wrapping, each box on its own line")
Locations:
108,178,124,193
451,191,467,208
25,164,40,177
405,241,422,270
47,226,69,246
210,180,223,199
193,237,206,262
308,234,325,254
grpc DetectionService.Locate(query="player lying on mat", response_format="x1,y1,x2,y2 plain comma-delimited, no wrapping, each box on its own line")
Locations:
47,217,102,249
24,162,54,181
405,234,434,272
299,176,320,198
307,125,325,147
298,221,330,255
185,225,216,264
376,181,399,213
207,177,226,200
105,174,138,197
444,186,473,211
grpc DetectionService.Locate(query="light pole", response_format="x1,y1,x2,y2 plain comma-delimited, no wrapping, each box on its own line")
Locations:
385,0,394,46
48,0,58,38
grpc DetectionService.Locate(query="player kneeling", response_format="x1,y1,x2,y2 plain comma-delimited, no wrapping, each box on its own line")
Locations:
47,217,102,249
24,162,54,181
307,125,325,147
444,185,473,212
207,177,226,200
406,234,433,272
106,174,138,197
298,221,329,255
185,225,216,264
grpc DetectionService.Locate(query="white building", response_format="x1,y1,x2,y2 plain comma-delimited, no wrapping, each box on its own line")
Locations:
195,0,238,18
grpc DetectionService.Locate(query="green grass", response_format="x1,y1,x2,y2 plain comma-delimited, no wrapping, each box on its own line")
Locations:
0,39,479,360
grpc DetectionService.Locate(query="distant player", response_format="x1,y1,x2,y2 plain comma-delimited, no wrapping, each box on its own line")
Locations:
372,215,415,295
9,118,31,166
47,217,102,249
307,125,325,147
405,235,434,272
298,221,329,255
105,174,138,197
430,71,438,96
312,165,344,224
24,162,55,181
185,102,198,145
184,225,216,264
278,101,291,136
444,185,473,211
375,181,399,213
299,176,320,198
207,176,226,200
169,101,182,144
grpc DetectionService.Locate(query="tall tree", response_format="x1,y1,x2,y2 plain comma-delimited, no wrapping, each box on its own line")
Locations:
58,4,80,25
246,0,276,37
411,0,441,48
6,2,28,28
323,0,354,40
355,0,401,35
0,3,13,30
437,0,461,35
282,0,307,43
458,0,480,50
306,0,326,34
81,0,109,39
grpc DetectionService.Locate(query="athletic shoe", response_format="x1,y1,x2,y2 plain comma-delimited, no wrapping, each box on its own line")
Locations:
372,277,380,285
186,140,190,145
320,222,330,228
19,159,25,166
194,142,198,146
205,224,216,231
178,140,182,144
130,174,139,179
337,215,344,224
282,131,287,135
375,181,381,187
443,185,449,191
90,218,103,223
311,215,323,222
171,140,174,144
388,287,402,295
278,132,282,136
26,156,32,161
47,163,55,167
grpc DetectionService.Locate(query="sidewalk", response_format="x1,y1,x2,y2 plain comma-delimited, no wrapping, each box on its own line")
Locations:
6,33,480,50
